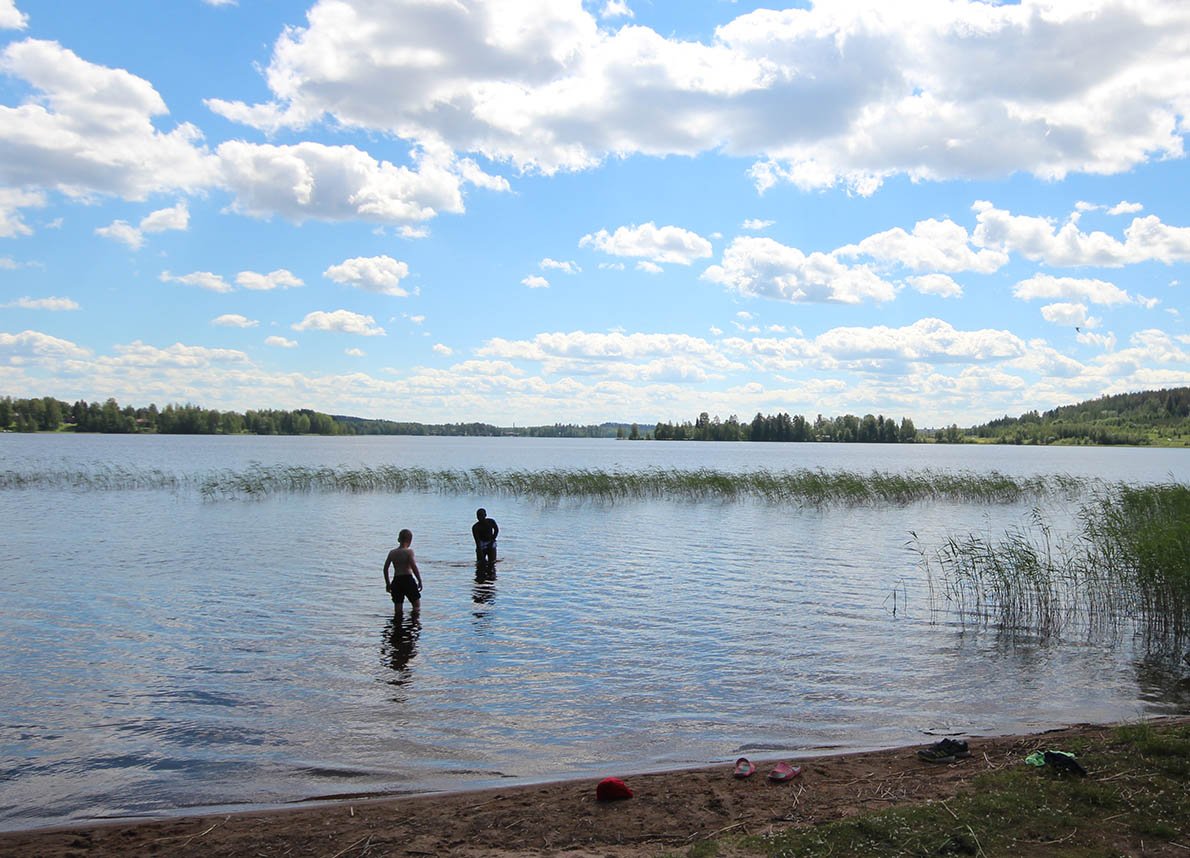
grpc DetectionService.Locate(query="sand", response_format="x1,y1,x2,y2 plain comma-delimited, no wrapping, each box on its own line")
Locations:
0,720,1174,857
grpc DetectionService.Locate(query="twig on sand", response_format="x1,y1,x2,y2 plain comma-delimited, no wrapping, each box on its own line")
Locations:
326,833,371,858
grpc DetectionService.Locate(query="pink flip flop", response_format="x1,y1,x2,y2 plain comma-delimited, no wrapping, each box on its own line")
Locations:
768,761,802,782
733,757,757,778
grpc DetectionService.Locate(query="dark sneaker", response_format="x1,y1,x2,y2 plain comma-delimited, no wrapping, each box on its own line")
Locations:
916,738,971,763
1043,750,1087,776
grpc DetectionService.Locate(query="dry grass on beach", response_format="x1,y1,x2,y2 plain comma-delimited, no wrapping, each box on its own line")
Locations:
2,717,1187,857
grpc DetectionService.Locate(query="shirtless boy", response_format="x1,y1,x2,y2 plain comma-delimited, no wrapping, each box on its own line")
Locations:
383,528,422,613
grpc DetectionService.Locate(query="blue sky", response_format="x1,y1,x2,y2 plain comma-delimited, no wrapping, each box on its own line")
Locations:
1,0,1187,427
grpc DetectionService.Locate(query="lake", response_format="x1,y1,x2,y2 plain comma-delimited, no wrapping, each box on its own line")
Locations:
1,434,1187,831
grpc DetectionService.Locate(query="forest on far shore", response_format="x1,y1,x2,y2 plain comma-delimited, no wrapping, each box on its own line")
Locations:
1,386,1187,446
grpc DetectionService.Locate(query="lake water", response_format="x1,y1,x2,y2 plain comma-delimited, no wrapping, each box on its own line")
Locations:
1,435,1187,831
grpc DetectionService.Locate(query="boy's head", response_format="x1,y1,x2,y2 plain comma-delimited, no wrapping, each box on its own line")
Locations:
476,508,486,520
398,528,413,545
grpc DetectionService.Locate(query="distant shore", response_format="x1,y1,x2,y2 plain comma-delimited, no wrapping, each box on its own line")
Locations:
3,716,1186,857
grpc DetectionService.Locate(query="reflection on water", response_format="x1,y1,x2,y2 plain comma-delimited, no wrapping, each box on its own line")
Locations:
0,435,1186,831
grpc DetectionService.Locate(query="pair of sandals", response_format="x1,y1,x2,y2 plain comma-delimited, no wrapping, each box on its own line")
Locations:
733,757,801,782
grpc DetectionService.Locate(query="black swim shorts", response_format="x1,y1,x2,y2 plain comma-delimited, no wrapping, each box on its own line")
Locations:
390,575,421,605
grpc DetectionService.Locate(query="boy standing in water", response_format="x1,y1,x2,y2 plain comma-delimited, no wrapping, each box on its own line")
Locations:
383,528,422,613
472,508,499,572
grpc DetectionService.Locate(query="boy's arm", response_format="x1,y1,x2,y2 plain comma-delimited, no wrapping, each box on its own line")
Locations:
382,551,393,590
410,552,422,589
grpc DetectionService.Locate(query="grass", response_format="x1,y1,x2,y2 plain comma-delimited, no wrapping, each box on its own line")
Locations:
920,482,1190,636
0,463,1094,507
677,721,1189,858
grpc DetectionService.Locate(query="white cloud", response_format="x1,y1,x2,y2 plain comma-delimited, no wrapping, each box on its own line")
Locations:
212,314,258,328
0,329,90,360
345,347,365,357
1108,201,1144,215
2,295,79,311
580,222,712,265
541,257,580,274
1077,330,1118,350
323,255,410,296
0,40,216,198
203,0,237,6
265,335,298,348
522,274,550,289
0,1,28,29
1013,274,1132,305
98,202,189,249
433,343,453,356
600,1,632,20
292,309,385,336
103,340,249,368
1040,302,1099,328
703,236,897,304
839,218,1007,273
236,269,303,291
906,274,963,299
636,261,663,274
0,187,44,237
160,269,233,293
972,201,1190,267
208,0,1190,193
742,219,774,231
95,220,144,249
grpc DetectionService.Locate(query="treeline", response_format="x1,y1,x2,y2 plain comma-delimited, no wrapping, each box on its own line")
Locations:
0,396,628,438
963,387,1189,446
0,397,345,435
653,411,918,443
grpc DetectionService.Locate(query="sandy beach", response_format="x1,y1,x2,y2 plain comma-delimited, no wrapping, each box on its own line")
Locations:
4,718,1185,857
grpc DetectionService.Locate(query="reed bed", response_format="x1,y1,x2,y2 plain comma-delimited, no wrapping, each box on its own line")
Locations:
922,481,1190,636
0,463,1093,506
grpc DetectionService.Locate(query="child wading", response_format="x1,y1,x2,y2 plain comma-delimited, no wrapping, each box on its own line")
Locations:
383,528,422,613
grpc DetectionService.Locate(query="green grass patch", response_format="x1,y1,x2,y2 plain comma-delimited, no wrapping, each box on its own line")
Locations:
734,722,1189,857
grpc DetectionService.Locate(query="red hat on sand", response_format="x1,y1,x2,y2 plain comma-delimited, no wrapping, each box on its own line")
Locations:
595,777,633,801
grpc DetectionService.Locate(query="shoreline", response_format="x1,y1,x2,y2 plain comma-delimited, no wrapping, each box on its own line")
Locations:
3,716,1186,857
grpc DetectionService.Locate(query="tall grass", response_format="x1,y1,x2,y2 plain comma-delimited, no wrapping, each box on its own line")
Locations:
922,482,1189,635
0,463,1091,506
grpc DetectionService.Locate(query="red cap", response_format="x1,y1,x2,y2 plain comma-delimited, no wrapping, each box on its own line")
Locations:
595,777,633,801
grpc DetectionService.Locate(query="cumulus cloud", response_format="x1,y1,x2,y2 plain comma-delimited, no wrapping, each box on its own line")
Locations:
236,269,302,290
0,329,90,360
2,295,79,310
345,347,365,357
600,1,632,19
1040,302,1099,328
541,258,580,274
104,340,250,368
1013,274,1133,305
703,236,897,304
207,0,1190,193
95,201,190,249
212,314,258,328
580,222,713,265
160,269,233,293
636,261,663,274
742,219,774,231
0,187,44,237
323,255,410,296
0,40,216,198
1108,201,1144,215
292,309,385,336
433,343,453,356
265,335,297,348
906,274,963,299
839,218,1007,273
0,1,28,29
973,201,1190,267
522,274,549,288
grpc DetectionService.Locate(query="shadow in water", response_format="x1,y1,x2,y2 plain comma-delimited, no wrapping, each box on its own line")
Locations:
381,612,421,688
472,564,497,633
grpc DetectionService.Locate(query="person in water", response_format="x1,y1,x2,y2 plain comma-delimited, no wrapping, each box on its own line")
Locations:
383,528,422,613
472,508,499,572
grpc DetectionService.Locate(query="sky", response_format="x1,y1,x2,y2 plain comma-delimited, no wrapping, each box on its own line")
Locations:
0,0,1188,428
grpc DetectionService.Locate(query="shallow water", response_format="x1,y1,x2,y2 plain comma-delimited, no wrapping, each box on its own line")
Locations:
1,435,1187,830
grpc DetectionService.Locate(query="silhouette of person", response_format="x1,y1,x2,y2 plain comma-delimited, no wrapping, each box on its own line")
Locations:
383,528,422,613
382,612,421,686
472,508,499,573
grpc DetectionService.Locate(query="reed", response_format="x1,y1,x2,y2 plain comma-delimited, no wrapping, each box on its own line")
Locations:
0,463,1093,506
923,482,1190,635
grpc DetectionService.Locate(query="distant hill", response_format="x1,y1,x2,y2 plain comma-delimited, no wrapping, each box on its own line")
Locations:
963,387,1190,446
